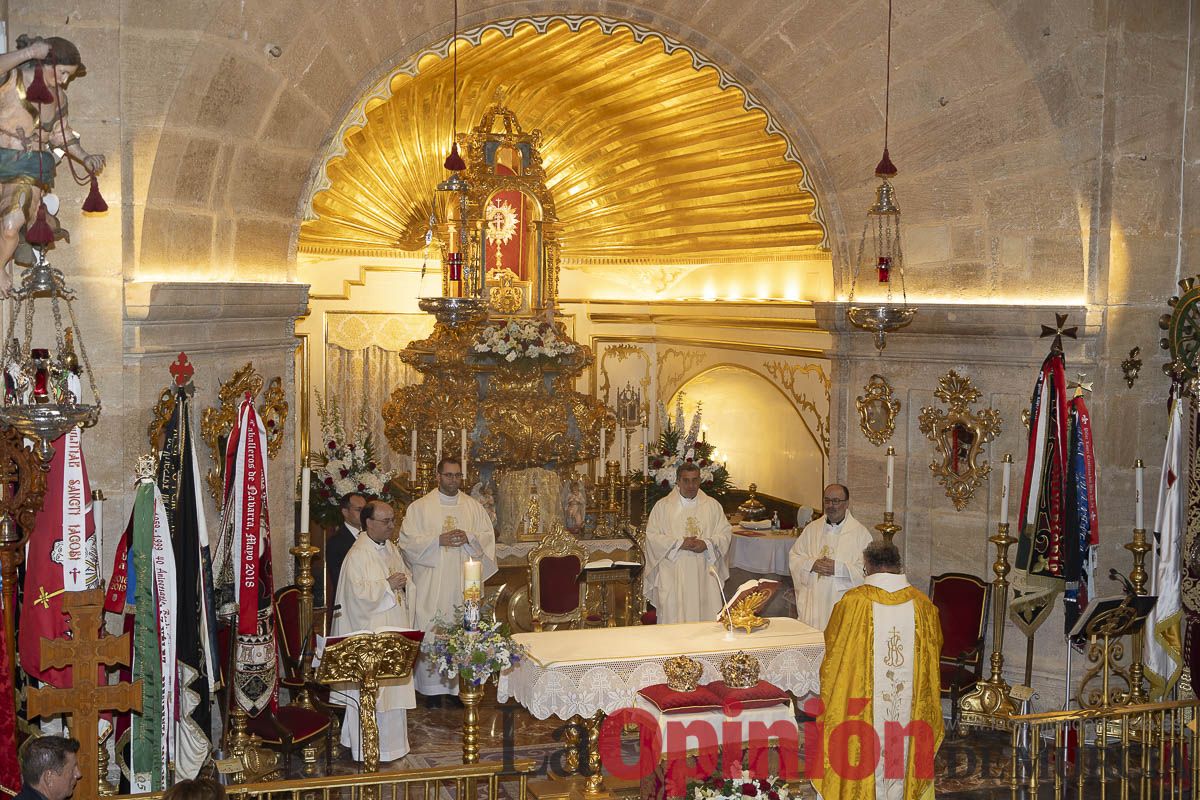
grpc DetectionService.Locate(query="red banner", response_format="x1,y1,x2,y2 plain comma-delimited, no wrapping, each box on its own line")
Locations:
238,404,264,635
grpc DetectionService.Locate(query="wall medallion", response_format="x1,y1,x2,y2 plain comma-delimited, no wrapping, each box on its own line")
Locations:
918,370,1001,511
856,374,900,447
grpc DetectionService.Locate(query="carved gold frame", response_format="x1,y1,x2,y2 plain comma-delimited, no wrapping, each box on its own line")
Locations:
200,364,289,507
528,523,587,632
918,370,1002,511
856,374,900,447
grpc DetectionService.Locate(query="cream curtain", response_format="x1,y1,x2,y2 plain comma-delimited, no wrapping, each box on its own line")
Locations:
324,313,434,471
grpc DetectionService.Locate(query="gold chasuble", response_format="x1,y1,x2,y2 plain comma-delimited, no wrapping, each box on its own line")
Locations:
812,573,943,800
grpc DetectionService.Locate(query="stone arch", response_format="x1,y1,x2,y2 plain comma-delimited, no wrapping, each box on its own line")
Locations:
134,0,1086,302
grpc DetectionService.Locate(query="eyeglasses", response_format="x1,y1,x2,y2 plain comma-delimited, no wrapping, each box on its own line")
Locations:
372,516,396,525
822,497,847,505
439,472,463,479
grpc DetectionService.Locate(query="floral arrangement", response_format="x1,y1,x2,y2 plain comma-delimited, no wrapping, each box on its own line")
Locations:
309,393,394,528
425,604,527,688
635,394,733,505
689,773,792,800
471,318,580,362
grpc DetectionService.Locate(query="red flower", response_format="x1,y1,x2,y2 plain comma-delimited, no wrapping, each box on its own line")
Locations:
324,477,333,486
327,440,336,449
741,784,757,797
368,462,376,471
660,479,670,488
357,483,366,491
767,792,779,800
339,469,349,478
686,457,694,463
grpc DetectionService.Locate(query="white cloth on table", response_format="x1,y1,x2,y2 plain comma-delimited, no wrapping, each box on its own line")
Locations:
728,530,798,574
331,535,416,762
788,511,872,630
644,489,732,624
497,618,824,720
398,488,497,696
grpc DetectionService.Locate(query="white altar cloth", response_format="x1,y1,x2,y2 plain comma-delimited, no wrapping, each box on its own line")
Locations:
496,537,634,562
497,618,824,720
727,529,800,575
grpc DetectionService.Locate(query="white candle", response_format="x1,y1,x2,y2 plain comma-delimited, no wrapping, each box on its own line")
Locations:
1000,455,1011,526
410,429,417,482
600,426,607,472
463,558,483,602
461,428,468,479
1135,459,1145,530
642,425,649,474
436,427,443,465
300,466,311,534
885,447,895,513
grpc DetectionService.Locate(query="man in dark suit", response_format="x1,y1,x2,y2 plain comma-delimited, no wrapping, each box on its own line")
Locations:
15,736,80,800
325,491,367,613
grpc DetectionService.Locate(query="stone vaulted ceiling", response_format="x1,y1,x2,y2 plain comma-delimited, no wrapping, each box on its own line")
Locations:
299,18,828,265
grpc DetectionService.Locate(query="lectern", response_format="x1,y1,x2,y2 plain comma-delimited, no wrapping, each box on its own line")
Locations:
315,629,423,772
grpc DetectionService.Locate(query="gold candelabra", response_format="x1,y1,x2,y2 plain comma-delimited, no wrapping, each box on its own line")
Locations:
460,683,485,764
290,523,319,709
1125,510,1151,704
875,511,901,544
959,516,1018,729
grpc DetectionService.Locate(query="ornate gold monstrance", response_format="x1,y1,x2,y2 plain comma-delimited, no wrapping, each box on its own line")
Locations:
383,104,612,477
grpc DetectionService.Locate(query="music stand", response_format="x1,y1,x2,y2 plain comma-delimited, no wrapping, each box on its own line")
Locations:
315,629,423,772
1068,593,1157,710
578,561,643,626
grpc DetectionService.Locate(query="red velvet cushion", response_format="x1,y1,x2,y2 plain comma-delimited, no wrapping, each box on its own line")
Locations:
930,576,987,663
246,705,329,745
705,680,791,710
275,587,304,663
538,555,582,615
641,608,657,625
940,661,978,693
637,683,722,714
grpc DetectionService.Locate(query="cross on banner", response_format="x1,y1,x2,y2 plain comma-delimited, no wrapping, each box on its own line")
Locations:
25,589,143,800
1040,312,1079,354
169,352,194,387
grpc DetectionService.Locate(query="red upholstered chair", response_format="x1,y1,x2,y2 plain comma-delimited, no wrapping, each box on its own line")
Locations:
217,617,333,777
929,572,990,731
529,523,588,631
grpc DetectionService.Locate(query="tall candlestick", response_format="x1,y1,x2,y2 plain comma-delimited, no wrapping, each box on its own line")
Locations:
410,429,418,482
1135,458,1145,530
436,428,443,465
91,489,104,574
885,447,895,513
461,428,468,479
1000,454,1012,525
300,467,311,534
642,425,649,474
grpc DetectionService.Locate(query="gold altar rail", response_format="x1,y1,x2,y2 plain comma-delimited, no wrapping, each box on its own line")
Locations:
1008,699,1200,799
110,760,535,800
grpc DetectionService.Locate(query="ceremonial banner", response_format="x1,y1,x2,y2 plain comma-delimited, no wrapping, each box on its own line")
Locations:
1062,390,1098,636
156,387,220,780
1147,391,1185,698
1010,350,1068,636
0,571,20,793
129,477,176,793
213,396,277,717
19,427,97,685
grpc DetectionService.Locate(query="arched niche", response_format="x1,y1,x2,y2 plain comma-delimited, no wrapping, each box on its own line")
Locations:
671,365,823,506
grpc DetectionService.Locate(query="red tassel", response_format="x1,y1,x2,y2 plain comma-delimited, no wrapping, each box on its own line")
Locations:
25,64,54,105
81,175,107,213
443,142,466,172
25,203,54,246
874,147,898,178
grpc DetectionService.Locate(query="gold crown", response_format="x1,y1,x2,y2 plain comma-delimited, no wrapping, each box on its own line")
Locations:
720,651,760,689
663,655,703,692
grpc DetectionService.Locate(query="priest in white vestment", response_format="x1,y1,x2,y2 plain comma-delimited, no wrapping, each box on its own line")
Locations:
812,541,943,800
789,484,873,630
398,456,497,699
644,463,733,624
332,500,416,762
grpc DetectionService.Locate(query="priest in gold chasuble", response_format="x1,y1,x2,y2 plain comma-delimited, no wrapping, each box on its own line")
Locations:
644,464,732,624
812,542,942,800
398,456,496,697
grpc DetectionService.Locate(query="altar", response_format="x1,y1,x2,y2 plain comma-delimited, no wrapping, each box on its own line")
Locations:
497,617,824,720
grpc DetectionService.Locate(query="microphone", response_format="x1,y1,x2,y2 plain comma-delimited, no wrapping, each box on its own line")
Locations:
709,565,735,641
